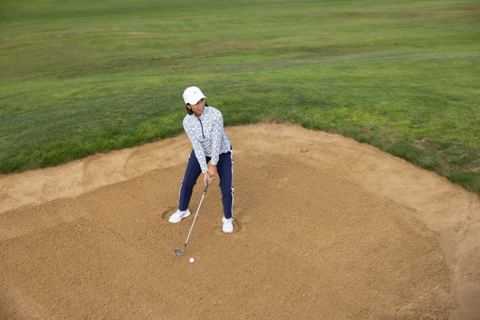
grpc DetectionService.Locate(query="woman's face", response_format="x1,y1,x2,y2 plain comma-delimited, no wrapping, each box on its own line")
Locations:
188,98,205,117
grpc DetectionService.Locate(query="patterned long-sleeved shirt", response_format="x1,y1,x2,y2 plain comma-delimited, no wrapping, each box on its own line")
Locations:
183,106,231,173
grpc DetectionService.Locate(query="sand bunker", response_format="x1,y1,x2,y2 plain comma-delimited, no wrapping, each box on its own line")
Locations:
1,123,479,319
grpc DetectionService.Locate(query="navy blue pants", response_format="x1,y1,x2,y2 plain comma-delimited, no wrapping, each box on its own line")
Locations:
178,148,234,219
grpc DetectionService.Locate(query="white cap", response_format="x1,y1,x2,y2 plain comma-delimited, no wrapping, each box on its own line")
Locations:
183,86,206,105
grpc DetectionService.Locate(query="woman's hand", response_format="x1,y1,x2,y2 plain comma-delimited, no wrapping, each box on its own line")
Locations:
208,164,217,182
203,171,213,186
203,164,217,186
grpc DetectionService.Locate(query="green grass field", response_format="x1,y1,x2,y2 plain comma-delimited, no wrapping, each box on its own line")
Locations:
1,0,479,193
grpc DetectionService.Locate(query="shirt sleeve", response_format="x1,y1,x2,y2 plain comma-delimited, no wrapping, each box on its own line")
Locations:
210,110,224,166
183,117,209,172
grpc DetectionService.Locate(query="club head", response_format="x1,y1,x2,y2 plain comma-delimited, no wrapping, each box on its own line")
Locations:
174,249,184,255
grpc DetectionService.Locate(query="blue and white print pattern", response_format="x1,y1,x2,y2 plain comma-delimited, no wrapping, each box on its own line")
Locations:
183,106,231,173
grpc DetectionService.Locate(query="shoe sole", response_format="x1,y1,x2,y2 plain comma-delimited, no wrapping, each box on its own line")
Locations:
222,225,233,233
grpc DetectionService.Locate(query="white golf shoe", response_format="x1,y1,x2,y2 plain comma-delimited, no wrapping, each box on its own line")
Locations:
169,209,191,223
222,217,234,233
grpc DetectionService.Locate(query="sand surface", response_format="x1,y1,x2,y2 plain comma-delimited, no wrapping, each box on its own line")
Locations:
1,123,480,319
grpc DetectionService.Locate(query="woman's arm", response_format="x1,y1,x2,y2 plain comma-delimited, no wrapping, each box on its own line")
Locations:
209,110,224,167
183,116,209,173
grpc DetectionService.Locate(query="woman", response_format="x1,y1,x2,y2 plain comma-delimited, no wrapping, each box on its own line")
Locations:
169,86,234,233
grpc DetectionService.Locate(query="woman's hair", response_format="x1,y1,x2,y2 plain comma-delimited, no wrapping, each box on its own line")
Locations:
186,102,208,115
186,104,193,115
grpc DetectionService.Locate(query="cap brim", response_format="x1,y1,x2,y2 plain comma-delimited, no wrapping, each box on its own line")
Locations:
188,95,206,105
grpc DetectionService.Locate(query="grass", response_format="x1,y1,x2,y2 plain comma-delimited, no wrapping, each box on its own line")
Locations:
0,0,479,194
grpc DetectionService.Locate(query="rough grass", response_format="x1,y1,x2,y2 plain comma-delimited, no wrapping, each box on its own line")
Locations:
0,0,479,193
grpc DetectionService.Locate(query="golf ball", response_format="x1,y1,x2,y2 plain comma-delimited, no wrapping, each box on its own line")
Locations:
190,258,195,263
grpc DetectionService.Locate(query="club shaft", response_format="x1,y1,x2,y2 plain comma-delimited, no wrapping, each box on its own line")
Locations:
182,183,208,247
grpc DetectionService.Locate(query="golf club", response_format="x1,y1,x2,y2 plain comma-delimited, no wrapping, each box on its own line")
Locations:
174,182,209,255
